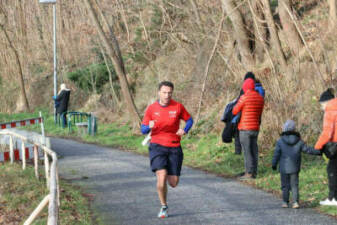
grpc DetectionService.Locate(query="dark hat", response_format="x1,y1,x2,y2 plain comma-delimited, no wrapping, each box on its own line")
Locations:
319,88,335,102
244,72,255,81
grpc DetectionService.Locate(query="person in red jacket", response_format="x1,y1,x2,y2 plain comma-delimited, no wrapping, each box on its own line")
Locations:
233,78,264,179
141,81,193,218
314,89,337,206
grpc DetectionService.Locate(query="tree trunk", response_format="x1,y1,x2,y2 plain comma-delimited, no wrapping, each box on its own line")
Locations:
221,0,255,68
261,0,287,67
98,42,121,107
248,0,275,72
251,0,267,64
0,24,30,111
84,0,141,124
329,0,337,29
279,0,303,54
189,0,203,32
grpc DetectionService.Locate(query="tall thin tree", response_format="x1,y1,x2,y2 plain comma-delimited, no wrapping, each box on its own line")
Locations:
222,0,255,68
279,0,303,54
84,0,141,124
329,0,337,29
0,22,30,111
261,0,287,68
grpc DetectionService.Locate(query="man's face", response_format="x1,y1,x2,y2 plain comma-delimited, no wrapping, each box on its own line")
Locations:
158,85,173,106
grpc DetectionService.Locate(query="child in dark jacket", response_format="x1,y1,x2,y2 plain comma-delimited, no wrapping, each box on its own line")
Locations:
272,120,321,208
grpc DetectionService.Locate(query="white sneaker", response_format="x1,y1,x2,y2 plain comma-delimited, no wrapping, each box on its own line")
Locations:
157,205,168,218
320,198,337,206
332,198,337,206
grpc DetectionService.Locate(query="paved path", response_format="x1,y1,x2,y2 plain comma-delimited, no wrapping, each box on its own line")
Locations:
51,138,337,225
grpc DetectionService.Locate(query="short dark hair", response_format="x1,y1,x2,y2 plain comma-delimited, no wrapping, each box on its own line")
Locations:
158,81,174,90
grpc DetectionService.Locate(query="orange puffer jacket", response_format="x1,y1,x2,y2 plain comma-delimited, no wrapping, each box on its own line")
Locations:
315,98,337,150
233,90,264,131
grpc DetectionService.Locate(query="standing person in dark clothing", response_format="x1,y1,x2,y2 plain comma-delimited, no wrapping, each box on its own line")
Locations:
272,120,321,209
53,83,71,126
233,78,264,180
314,89,337,206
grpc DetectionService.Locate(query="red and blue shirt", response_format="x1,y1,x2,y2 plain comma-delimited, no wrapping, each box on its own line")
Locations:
141,99,192,147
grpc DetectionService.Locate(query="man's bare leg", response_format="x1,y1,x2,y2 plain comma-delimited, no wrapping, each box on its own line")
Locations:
156,169,168,205
167,175,179,188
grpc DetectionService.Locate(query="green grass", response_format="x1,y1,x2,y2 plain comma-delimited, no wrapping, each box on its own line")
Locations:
1,111,336,217
0,162,96,224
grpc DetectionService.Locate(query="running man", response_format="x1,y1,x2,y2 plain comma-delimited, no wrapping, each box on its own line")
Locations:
141,81,193,218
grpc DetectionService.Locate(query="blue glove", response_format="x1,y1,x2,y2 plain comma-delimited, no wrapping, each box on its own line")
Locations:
52,96,56,100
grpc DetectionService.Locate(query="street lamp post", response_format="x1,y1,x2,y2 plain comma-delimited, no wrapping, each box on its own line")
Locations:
39,0,57,122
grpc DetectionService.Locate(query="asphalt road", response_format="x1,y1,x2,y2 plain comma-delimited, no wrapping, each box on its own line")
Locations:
51,137,337,225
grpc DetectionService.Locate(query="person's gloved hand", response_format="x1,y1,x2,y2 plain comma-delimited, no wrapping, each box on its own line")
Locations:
52,96,56,100
272,165,277,171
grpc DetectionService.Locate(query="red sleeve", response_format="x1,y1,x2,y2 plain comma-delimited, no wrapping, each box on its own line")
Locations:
142,105,152,125
180,104,191,121
233,95,245,115
315,110,335,150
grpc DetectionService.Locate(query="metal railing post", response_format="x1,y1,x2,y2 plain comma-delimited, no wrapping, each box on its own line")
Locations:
9,135,14,164
22,142,26,170
34,145,39,180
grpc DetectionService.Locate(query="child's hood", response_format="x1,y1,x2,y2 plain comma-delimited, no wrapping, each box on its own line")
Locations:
280,131,301,146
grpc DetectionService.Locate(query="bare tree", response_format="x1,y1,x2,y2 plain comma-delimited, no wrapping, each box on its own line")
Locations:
279,0,303,54
250,0,267,64
329,0,337,29
261,0,287,67
189,0,203,32
221,0,255,68
0,21,30,111
98,41,121,107
84,0,141,124
248,0,275,72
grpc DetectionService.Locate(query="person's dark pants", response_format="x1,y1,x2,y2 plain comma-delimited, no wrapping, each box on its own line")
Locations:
281,173,299,203
239,130,259,175
234,131,242,155
58,112,67,127
327,157,337,200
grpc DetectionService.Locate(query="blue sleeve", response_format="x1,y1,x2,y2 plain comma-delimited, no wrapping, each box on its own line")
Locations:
141,124,151,134
255,86,265,98
184,117,194,134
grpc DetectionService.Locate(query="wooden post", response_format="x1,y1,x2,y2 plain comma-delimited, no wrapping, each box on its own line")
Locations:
34,145,39,180
9,135,14,164
48,153,59,225
56,165,60,206
45,152,50,188
22,141,26,170
23,195,50,225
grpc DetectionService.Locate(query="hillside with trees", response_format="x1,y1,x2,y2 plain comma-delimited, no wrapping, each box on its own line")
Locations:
0,0,337,146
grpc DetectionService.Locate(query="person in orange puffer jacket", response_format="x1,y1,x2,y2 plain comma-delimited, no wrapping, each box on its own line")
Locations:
315,88,337,206
233,78,264,179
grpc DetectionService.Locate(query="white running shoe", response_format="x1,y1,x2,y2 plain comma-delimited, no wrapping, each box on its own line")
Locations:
320,198,337,206
158,205,168,218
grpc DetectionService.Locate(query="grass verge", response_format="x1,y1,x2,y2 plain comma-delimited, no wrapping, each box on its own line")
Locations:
0,162,96,225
